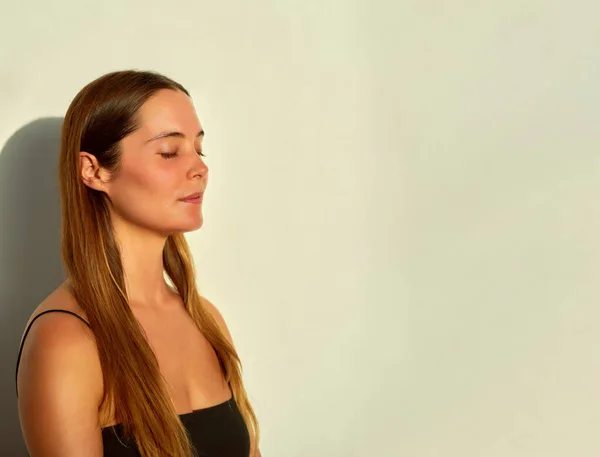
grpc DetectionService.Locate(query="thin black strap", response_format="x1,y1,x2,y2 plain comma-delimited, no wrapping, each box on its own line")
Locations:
15,309,91,397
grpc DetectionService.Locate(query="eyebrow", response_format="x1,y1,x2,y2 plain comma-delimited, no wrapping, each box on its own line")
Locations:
145,129,204,143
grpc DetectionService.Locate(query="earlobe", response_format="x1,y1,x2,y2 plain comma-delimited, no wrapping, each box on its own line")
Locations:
79,151,108,192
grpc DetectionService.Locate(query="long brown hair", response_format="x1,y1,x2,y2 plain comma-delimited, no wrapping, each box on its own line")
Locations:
59,70,259,457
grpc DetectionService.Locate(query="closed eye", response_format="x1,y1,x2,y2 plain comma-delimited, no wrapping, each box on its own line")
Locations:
159,150,206,159
160,152,177,159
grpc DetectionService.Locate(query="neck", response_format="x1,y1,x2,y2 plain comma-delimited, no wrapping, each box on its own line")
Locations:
112,215,177,309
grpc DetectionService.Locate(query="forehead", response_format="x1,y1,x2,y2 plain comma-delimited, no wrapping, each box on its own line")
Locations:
135,89,202,137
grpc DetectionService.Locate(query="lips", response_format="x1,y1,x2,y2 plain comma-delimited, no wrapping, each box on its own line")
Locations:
179,191,204,202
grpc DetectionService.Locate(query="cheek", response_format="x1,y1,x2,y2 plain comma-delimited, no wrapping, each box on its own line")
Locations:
110,163,181,218
124,163,177,197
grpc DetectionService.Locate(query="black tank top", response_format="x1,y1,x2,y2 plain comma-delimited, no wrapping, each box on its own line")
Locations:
15,309,251,457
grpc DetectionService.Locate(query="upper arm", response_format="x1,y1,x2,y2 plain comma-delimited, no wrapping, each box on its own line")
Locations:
17,313,104,457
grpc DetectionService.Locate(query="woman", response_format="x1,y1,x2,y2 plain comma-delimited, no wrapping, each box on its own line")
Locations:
15,70,261,457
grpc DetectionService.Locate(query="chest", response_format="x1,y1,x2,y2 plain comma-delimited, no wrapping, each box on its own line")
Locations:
133,307,228,411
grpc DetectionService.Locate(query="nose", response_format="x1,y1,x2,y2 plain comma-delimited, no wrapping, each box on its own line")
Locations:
188,152,208,180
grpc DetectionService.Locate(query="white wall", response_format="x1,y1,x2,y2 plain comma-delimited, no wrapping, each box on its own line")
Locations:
1,1,599,456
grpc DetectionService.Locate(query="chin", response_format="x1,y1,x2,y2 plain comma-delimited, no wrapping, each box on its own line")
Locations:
167,218,204,235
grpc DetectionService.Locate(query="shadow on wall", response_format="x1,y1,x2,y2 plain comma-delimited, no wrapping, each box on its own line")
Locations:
0,118,65,456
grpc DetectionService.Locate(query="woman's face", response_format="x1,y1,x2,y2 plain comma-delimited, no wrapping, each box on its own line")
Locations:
100,89,208,236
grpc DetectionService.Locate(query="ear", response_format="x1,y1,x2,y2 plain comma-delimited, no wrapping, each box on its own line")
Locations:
79,151,111,192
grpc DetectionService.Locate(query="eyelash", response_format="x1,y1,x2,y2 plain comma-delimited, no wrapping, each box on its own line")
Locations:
160,151,206,159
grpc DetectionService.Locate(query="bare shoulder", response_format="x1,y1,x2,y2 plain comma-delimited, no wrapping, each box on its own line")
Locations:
17,281,103,455
18,282,92,352
200,295,234,346
36,281,90,319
